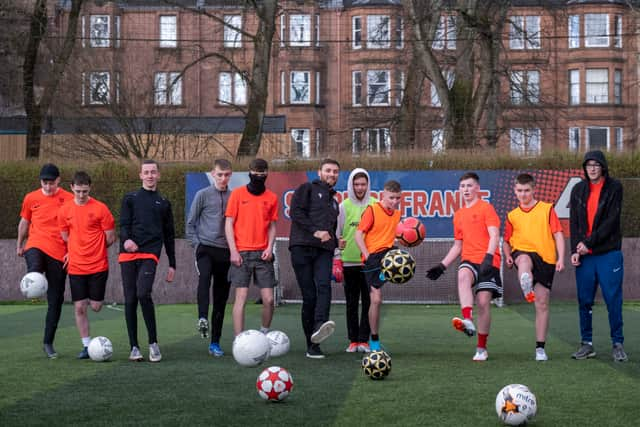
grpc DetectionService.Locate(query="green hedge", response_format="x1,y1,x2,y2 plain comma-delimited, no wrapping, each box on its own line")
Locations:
0,161,193,240
1,152,638,238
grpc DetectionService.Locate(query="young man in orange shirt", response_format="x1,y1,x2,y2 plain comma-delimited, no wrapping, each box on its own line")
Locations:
225,158,278,337
59,171,116,359
17,163,73,358
119,160,176,363
503,173,565,361
427,172,502,361
354,180,402,352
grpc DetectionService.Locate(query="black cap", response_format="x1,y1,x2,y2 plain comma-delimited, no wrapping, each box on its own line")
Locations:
39,163,60,180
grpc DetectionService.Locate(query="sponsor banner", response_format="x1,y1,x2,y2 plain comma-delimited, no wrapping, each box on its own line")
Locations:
186,169,582,238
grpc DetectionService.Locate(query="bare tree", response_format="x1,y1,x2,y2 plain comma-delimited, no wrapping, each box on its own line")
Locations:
49,74,235,161
0,1,29,116
166,0,279,158
237,0,278,157
401,0,509,150
23,0,84,157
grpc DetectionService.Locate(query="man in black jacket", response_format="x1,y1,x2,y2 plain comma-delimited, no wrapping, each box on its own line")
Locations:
119,160,176,363
289,159,340,359
569,150,626,362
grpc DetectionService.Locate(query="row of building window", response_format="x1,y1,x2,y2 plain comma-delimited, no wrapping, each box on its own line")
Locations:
81,67,625,107
351,126,626,157
81,12,624,50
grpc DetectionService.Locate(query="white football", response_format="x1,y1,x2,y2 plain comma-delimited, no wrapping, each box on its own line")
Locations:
496,384,537,426
88,336,113,362
232,329,270,367
20,272,48,299
266,330,290,357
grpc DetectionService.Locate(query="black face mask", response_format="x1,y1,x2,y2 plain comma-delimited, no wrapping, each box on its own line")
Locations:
247,173,267,195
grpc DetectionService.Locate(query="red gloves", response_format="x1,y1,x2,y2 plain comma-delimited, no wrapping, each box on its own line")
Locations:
332,258,344,283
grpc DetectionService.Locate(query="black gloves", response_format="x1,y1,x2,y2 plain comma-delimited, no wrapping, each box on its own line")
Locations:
479,254,494,276
426,263,446,280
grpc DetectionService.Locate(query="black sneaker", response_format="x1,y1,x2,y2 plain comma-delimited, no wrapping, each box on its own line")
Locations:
306,344,325,359
77,346,90,359
43,344,58,359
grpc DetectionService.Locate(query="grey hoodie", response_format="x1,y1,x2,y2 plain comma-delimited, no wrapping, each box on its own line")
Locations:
337,168,375,266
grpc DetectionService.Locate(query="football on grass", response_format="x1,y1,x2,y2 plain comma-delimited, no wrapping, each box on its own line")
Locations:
232,329,270,367
256,366,294,401
88,336,113,362
495,384,537,425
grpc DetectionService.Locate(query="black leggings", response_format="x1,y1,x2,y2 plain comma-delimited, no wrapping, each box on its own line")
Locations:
195,245,231,343
343,266,371,343
24,248,67,345
121,259,158,348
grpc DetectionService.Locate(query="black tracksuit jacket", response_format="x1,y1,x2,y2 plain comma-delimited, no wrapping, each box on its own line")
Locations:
119,188,176,268
289,179,339,252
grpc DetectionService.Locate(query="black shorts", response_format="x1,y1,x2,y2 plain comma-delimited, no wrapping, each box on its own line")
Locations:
363,249,391,290
458,260,503,298
512,250,555,290
69,270,108,302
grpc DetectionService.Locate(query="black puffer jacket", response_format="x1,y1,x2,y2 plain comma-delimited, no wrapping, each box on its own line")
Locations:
569,150,623,255
289,179,339,251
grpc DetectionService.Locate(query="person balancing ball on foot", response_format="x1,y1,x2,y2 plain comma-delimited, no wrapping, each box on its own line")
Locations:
426,172,502,362
17,163,73,359
354,180,402,353
502,173,565,361
59,171,116,360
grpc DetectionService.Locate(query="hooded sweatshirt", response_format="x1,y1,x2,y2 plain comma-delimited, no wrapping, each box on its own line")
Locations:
569,150,623,255
337,168,377,266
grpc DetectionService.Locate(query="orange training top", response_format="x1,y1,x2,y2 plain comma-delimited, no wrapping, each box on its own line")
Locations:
586,180,603,237
357,202,401,256
58,198,115,275
225,186,278,251
20,188,73,262
453,199,501,267
505,201,562,265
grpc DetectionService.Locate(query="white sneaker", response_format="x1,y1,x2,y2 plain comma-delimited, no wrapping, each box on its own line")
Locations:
197,318,209,339
472,347,488,361
149,343,162,363
519,273,535,303
535,347,548,361
129,346,144,362
452,317,476,337
311,320,336,344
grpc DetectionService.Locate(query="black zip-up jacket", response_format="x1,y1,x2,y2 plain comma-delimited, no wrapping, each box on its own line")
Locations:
569,150,623,255
119,188,176,268
289,179,339,251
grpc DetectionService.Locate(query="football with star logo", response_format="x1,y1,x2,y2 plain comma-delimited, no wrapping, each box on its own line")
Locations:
495,384,537,425
256,366,294,402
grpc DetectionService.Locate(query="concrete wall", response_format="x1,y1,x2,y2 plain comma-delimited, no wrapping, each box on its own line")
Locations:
1,238,638,304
